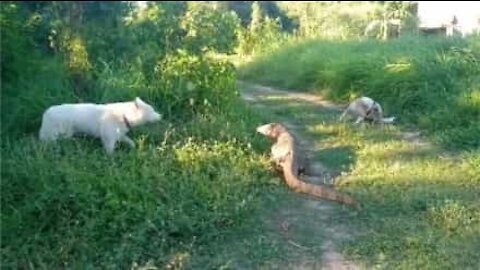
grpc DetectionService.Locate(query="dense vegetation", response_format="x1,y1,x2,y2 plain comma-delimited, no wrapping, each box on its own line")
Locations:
2,1,479,269
239,37,480,150
1,2,274,268
241,83,480,269
237,2,480,269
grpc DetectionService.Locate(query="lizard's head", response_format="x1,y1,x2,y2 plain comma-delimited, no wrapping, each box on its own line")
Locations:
256,123,286,139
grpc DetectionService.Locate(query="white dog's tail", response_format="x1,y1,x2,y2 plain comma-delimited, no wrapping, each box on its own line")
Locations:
381,116,396,124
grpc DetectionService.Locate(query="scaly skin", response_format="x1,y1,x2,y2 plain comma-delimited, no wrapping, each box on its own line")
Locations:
257,123,359,208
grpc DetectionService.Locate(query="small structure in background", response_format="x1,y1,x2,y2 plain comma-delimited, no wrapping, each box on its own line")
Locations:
416,1,480,37
419,14,460,37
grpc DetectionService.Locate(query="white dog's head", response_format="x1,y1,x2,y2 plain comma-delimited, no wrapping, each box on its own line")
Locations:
256,123,286,139
135,97,162,123
366,102,384,123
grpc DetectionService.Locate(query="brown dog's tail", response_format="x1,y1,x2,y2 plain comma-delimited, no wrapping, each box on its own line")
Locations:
282,153,358,207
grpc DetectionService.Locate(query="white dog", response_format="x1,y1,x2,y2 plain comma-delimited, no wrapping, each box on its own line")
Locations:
39,97,161,154
339,96,395,124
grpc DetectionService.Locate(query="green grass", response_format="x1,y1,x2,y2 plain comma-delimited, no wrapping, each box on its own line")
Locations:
239,36,480,150
3,7,480,267
1,102,290,269
240,81,480,269
1,8,292,266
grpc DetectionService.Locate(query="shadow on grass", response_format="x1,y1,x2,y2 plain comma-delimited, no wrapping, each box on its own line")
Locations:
239,80,480,269
314,146,356,175
343,180,480,269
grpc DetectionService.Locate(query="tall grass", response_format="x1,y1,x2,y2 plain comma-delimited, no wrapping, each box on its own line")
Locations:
239,36,480,150
1,101,278,268
0,43,277,267
0,4,278,268
239,83,480,269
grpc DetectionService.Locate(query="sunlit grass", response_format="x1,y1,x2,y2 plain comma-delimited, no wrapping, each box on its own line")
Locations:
239,82,480,269
0,104,281,268
239,36,480,150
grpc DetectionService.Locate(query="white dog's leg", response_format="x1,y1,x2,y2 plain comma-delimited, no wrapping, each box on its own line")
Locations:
339,107,350,121
102,136,117,155
104,140,117,154
121,135,135,148
354,116,364,125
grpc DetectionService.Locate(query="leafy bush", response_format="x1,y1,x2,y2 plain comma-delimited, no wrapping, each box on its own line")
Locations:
237,1,287,56
1,2,275,268
153,52,238,118
182,5,241,55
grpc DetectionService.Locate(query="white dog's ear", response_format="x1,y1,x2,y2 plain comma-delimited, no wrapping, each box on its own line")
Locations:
135,97,144,108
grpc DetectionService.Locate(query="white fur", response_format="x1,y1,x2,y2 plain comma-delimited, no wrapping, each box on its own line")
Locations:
256,124,272,135
39,97,162,154
382,116,396,124
339,96,395,124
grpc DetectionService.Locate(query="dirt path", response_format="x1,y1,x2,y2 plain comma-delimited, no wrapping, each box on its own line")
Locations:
239,81,364,270
240,83,343,111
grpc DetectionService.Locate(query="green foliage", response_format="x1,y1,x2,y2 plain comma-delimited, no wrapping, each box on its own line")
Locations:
0,1,274,268
153,52,238,118
340,147,480,269
239,82,480,269
225,1,253,27
237,2,286,55
383,1,416,20
240,36,480,149
1,119,272,268
182,4,241,54
1,1,244,135
277,1,383,40
122,2,187,81
1,3,29,84
427,200,480,233
3,0,480,268
1,3,74,136
234,1,419,49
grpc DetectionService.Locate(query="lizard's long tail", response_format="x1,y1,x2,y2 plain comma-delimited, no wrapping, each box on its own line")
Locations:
282,153,358,208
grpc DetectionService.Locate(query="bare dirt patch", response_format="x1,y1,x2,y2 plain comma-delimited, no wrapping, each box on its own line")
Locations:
239,81,363,269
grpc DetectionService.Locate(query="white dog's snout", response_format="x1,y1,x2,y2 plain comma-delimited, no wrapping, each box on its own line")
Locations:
256,124,269,135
